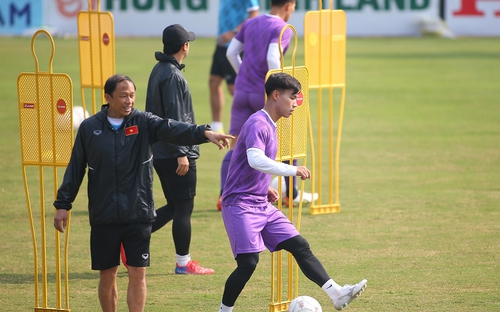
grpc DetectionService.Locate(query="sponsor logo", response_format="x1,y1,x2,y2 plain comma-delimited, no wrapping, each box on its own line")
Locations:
142,254,149,260
336,0,430,11
56,99,67,114
93,130,102,135
102,32,110,45
56,0,98,18
453,0,500,16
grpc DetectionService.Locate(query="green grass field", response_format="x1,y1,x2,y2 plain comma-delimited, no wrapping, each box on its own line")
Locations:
0,35,499,311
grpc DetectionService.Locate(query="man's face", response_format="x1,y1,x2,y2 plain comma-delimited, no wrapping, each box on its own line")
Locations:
105,80,135,118
275,89,298,118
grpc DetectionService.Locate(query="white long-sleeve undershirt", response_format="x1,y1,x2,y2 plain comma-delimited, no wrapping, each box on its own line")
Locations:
226,38,243,73
247,148,297,176
267,42,281,70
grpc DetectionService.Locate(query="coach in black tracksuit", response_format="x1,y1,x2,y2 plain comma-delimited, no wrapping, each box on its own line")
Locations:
144,24,214,275
53,74,231,311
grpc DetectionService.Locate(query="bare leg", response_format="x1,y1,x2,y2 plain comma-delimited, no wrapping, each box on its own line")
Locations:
99,266,119,312
227,83,235,97
127,266,147,312
209,75,225,123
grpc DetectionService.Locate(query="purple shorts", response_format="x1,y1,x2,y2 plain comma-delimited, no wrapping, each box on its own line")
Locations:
222,203,300,258
229,89,265,135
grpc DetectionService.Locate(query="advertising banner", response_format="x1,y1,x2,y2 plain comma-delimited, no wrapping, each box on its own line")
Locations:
334,0,439,36
446,0,500,36
0,0,43,35
45,0,219,37
2,0,498,37
44,0,438,37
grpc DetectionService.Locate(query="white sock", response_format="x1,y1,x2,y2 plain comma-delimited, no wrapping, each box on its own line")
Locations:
176,254,191,267
211,121,223,132
219,302,233,312
322,278,343,299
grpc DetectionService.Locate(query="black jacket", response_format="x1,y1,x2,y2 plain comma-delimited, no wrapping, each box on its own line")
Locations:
53,105,209,227
145,52,199,160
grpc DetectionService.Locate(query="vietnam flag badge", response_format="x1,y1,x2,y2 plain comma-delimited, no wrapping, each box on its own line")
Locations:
125,125,139,136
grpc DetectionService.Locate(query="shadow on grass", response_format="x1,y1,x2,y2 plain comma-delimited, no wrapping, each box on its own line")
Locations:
0,271,184,284
0,272,98,284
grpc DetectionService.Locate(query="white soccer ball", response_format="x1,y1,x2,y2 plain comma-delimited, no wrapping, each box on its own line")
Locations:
73,106,89,131
270,176,286,197
288,296,322,312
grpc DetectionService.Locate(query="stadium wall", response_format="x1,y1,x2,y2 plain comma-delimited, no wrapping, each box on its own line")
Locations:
1,0,499,37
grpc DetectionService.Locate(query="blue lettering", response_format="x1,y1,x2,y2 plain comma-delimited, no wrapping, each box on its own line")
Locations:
10,3,30,26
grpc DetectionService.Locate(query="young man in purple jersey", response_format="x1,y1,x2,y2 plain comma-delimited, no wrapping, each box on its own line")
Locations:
208,0,259,134
218,73,367,312
217,0,317,210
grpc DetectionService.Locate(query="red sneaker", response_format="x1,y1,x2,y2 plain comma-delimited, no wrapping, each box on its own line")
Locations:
175,260,214,275
120,243,128,269
284,196,295,207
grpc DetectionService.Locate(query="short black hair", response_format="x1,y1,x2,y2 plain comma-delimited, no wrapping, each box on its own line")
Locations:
265,72,301,97
164,44,184,55
104,74,136,96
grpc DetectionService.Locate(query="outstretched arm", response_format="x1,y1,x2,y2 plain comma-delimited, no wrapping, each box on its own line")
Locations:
205,130,234,150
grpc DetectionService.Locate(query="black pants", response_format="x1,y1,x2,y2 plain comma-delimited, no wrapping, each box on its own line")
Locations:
152,158,196,256
221,235,330,307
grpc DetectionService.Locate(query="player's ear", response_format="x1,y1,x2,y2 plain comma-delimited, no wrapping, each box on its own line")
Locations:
272,89,280,101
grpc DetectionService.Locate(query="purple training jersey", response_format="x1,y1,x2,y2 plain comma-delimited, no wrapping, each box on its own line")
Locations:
222,110,277,207
234,14,292,94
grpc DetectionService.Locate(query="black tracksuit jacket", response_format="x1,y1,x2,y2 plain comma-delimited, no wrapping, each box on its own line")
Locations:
53,105,209,227
145,52,199,160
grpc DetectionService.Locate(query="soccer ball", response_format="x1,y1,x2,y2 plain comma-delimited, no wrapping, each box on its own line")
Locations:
288,296,322,312
72,106,89,131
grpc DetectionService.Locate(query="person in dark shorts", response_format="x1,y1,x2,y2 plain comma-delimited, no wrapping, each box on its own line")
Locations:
53,74,233,312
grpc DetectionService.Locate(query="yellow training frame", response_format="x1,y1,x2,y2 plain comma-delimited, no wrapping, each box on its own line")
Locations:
17,30,73,312
304,3,347,215
78,0,115,115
